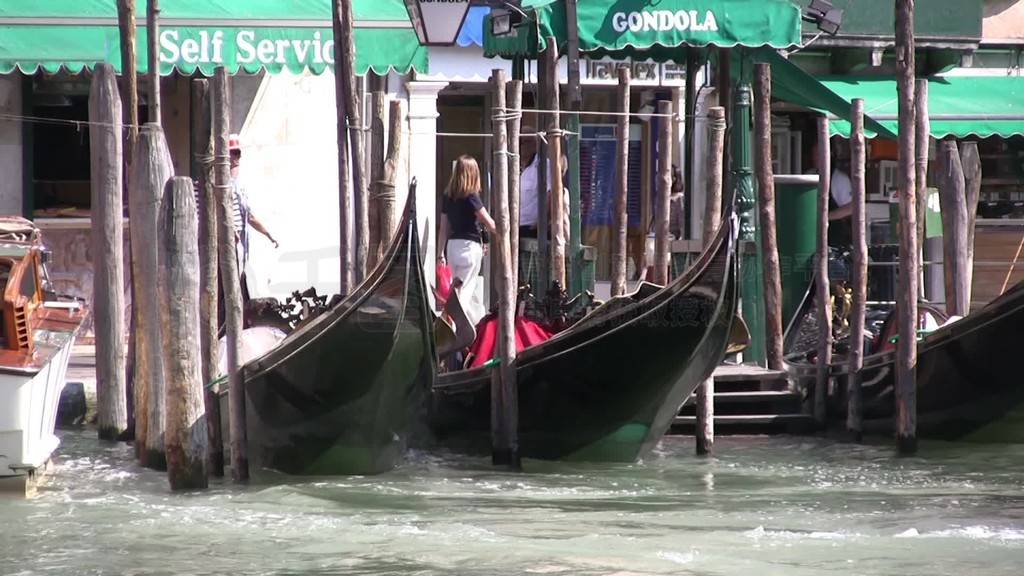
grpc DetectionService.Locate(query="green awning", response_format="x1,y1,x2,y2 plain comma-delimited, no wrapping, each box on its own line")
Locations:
816,75,1024,139
484,0,802,60
0,0,428,76
739,49,899,140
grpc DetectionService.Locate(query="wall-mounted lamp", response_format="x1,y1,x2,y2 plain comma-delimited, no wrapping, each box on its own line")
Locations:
802,0,843,36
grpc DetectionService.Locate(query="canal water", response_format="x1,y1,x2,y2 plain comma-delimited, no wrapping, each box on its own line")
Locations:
2,429,1022,575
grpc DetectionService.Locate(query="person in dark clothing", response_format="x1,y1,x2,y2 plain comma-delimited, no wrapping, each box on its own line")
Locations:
437,155,497,326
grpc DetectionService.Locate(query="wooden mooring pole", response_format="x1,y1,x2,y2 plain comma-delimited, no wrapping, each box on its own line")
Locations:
753,63,783,371
961,142,982,303
489,68,521,469
937,140,970,318
369,82,385,268
192,78,223,477
610,66,631,297
332,0,354,295
213,67,248,481
543,37,566,289
338,0,368,283
895,0,919,455
146,0,161,124
847,99,868,442
813,116,832,430
507,80,523,284
90,62,128,441
129,123,172,469
653,100,673,286
377,100,404,247
696,105,726,456
160,176,207,490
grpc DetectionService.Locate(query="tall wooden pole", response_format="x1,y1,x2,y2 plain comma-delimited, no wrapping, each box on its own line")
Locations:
895,0,919,455
961,142,982,305
160,176,207,490
847,98,868,442
335,0,368,283
369,83,385,267
213,67,248,481
129,123,172,469
653,100,673,285
611,66,631,297
90,63,128,442
332,0,354,295
377,100,404,248
914,80,930,250
814,116,832,429
696,105,725,456
489,69,520,469
543,38,566,289
753,63,783,371
507,80,523,285
192,79,223,477
116,0,139,439
937,141,969,317
146,0,161,125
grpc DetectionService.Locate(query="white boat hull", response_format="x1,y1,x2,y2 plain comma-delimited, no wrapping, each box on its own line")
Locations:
0,331,76,482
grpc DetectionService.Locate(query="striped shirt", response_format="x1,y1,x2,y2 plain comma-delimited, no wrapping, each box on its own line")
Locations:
193,179,246,235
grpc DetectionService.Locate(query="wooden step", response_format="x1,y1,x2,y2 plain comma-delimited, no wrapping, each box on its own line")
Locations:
688,390,799,403
673,413,813,426
712,364,788,383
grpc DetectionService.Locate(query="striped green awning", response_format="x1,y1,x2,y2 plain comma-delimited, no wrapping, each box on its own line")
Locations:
0,0,428,76
818,75,1024,139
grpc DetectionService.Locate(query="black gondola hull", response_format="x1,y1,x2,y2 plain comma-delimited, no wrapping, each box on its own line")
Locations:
786,281,1024,442
427,215,738,462
234,194,435,476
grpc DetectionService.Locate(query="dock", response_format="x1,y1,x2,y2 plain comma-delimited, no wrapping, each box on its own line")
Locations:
671,363,814,435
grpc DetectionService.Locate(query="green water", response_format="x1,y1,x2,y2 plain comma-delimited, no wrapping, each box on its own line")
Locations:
2,429,1023,575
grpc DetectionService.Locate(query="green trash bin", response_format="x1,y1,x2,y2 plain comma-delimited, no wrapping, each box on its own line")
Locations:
774,174,820,327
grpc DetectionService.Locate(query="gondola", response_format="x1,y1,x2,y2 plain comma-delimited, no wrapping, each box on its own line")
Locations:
426,210,739,462
225,183,435,476
783,270,1024,443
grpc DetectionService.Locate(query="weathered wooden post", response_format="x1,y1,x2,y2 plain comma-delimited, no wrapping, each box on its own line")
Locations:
895,0,919,455
696,105,726,456
192,79,223,477
753,63,783,371
116,0,139,436
544,37,566,289
961,142,982,302
90,63,128,441
334,0,368,283
146,0,161,124
369,83,385,267
213,67,248,481
847,99,868,442
914,80,930,249
332,0,354,295
507,80,523,284
490,68,520,469
937,141,969,317
611,66,631,297
814,116,832,429
653,100,673,286
129,123,172,468
376,100,405,247
159,176,207,490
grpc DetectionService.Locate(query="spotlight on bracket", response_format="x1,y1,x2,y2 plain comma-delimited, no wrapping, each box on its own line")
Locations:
802,0,843,36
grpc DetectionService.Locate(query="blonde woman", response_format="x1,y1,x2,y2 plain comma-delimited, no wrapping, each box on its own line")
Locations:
438,155,497,326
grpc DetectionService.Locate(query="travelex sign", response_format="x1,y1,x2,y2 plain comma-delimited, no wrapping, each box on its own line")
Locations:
611,10,719,33
159,28,339,71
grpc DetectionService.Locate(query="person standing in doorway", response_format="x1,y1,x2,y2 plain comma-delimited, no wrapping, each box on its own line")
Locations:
437,155,497,327
809,140,853,248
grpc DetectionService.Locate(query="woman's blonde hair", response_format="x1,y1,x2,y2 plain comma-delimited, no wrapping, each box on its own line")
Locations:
445,155,482,199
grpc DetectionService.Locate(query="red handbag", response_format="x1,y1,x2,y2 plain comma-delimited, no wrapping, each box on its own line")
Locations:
437,260,453,303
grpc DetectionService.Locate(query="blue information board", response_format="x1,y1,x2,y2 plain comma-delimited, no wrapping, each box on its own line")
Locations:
579,124,643,228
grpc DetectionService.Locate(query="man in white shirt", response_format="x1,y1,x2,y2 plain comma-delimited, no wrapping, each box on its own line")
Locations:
518,126,549,239
810,141,853,246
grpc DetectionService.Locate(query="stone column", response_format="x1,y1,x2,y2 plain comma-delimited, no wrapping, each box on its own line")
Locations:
0,74,23,216
405,80,448,289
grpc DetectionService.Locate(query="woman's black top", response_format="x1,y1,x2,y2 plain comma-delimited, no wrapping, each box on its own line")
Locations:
443,192,484,244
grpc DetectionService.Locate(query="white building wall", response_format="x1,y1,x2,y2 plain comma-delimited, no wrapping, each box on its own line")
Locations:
236,69,419,301
0,75,22,215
